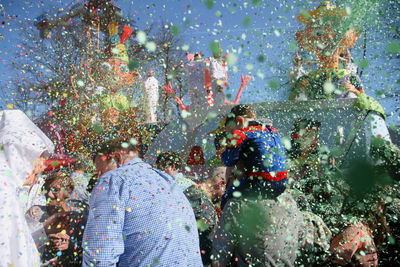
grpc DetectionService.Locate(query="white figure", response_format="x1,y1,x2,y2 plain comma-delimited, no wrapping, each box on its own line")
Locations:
143,71,159,123
208,57,228,106
288,53,309,85
0,110,54,266
163,53,250,130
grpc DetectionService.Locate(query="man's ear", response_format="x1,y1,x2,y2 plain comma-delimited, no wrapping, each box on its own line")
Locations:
111,151,123,162
236,116,246,127
170,164,177,172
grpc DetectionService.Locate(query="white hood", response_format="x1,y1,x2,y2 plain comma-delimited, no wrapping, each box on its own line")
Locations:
0,110,54,187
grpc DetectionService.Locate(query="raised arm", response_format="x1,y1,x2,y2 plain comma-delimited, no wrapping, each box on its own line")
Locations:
162,82,190,111
224,75,251,105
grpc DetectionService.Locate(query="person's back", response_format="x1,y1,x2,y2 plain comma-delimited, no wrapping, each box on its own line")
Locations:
212,192,302,266
221,105,288,206
230,122,286,177
82,158,202,266
156,151,217,265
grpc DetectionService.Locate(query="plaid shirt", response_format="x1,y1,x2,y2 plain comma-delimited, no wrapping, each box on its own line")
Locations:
82,158,202,267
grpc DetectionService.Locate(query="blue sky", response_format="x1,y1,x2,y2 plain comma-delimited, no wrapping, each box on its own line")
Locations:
0,0,398,125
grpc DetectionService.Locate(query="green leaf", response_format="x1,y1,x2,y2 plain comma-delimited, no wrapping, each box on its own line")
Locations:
257,55,265,62
210,40,222,57
93,123,103,134
289,42,297,52
387,42,400,54
128,60,139,71
243,16,251,26
268,79,279,90
205,0,214,9
359,59,369,68
171,25,180,36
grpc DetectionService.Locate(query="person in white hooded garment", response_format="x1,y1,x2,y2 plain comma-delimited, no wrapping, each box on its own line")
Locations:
0,110,54,266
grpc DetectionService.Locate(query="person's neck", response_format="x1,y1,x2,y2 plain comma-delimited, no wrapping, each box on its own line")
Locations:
242,120,260,128
120,154,140,165
168,170,179,176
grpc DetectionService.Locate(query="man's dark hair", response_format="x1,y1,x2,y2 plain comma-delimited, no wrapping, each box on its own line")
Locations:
293,118,321,133
156,151,184,171
92,138,141,161
225,104,257,126
289,118,321,158
214,132,228,151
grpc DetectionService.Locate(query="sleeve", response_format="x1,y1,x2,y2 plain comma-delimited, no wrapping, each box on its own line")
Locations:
82,173,127,267
184,186,217,230
221,130,246,167
354,93,386,119
221,147,241,167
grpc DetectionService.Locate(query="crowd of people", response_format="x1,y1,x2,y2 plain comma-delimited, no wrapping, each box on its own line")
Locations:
1,105,399,267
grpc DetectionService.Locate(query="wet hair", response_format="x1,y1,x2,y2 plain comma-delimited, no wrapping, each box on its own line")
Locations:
156,151,184,171
92,138,141,161
225,104,257,127
230,104,256,118
214,132,228,151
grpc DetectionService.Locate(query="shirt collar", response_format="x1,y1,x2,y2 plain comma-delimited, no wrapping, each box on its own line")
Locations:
173,173,195,191
124,157,143,166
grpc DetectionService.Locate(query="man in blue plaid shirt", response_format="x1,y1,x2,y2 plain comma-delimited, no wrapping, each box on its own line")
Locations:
82,139,202,266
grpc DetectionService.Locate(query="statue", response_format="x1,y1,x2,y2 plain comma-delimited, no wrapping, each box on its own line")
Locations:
290,1,362,100
142,70,159,123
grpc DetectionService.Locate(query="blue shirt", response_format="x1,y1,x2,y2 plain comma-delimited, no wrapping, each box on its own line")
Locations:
82,158,202,267
221,122,287,202
222,123,286,173
172,173,196,192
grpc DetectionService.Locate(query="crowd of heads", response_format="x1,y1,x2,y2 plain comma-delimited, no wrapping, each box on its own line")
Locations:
17,103,400,266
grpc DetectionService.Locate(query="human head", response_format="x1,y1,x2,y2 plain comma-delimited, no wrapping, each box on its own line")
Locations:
225,104,257,131
156,151,184,176
147,68,155,77
289,119,321,158
93,138,141,176
293,54,303,67
43,170,75,208
203,166,226,203
295,2,360,69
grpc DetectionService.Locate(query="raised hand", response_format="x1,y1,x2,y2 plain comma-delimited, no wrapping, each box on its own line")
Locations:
240,74,251,89
49,232,70,251
162,82,175,95
342,82,365,96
